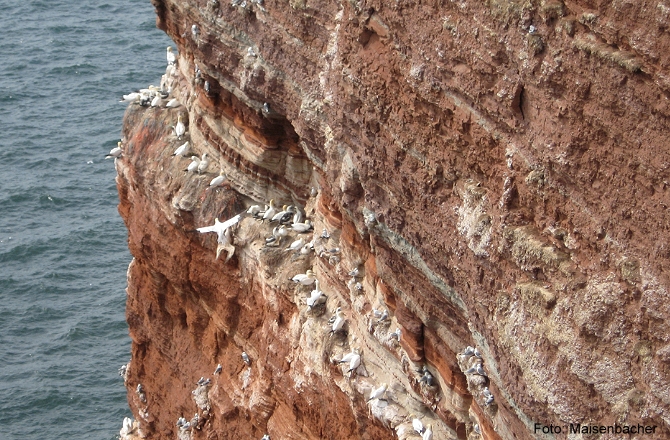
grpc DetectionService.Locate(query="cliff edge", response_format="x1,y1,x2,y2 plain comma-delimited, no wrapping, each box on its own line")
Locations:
115,0,670,438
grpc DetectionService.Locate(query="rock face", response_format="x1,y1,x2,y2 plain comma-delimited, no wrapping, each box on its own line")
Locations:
116,0,670,438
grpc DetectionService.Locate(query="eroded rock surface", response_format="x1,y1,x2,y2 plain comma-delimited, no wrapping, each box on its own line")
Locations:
116,0,670,438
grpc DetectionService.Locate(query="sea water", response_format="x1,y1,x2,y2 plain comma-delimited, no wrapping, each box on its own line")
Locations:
0,1,172,438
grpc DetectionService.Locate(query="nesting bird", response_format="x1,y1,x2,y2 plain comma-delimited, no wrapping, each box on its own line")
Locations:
172,141,189,157
411,415,425,434
185,155,200,173
105,142,123,159
422,424,433,440
242,352,251,366
306,280,326,309
367,383,388,402
166,46,176,65
174,114,186,139
330,307,346,335
197,152,209,174
291,269,316,285
208,170,226,188
214,364,222,375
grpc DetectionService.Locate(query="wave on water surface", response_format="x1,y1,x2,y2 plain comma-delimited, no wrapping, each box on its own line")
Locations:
0,0,173,439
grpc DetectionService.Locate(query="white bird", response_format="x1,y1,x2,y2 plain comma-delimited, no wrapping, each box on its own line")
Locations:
197,153,209,174
242,352,251,365
185,156,200,173
166,98,180,108
247,205,262,216
286,237,305,252
330,308,346,334
196,214,241,244
175,114,186,139
208,170,226,188
411,415,424,434
120,92,140,103
120,417,133,435
346,349,361,373
306,280,325,309
292,209,303,224
338,349,359,365
191,24,199,38
167,46,176,65
105,142,123,159
151,94,162,107
292,220,312,233
172,141,189,157
214,364,222,374
299,243,312,255
271,205,290,222
273,225,288,239
247,47,257,57
261,199,277,222
422,424,433,440
291,269,316,285
368,383,387,401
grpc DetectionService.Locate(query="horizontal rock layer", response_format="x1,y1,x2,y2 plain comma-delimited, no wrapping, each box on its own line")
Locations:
117,0,670,438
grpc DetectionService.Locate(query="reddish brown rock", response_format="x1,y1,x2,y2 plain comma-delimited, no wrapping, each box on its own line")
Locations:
116,0,670,438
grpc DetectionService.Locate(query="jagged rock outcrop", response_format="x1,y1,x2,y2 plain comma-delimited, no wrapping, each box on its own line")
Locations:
116,0,670,438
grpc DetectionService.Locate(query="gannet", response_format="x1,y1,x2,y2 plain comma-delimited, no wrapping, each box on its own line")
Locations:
273,225,288,239
330,307,346,334
208,171,226,188
292,220,312,233
261,199,276,222
291,269,316,285
346,349,361,373
270,205,292,223
292,208,303,224
306,280,325,309
197,214,242,243
175,114,186,139
300,243,312,255
151,94,162,107
106,142,123,159
286,237,305,252
411,415,424,434
338,348,359,365
367,383,387,401
166,98,180,108
215,228,234,260
422,424,433,440
167,46,176,65
172,141,189,157
197,153,209,174
185,156,200,173
120,417,133,436
247,205,261,216
120,92,140,103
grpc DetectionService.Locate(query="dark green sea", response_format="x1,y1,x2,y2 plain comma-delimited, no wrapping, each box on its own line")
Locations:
0,1,172,438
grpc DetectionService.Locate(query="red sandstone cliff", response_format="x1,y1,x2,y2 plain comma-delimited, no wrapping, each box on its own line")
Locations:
115,0,670,438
